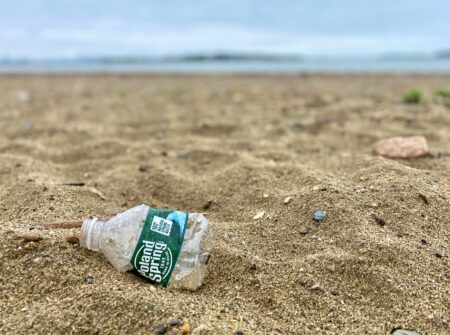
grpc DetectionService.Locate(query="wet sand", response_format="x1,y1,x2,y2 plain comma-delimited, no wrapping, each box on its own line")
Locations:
0,74,449,334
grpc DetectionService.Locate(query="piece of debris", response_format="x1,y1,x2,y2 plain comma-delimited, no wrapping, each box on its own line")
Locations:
181,323,190,335
391,328,421,335
21,232,42,242
89,187,107,201
312,211,327,222
60,182,85,186
311,283,325,292
84,275,94,284
418,193,429,205
435,252,443,258
66,235,79,245
253,211,265,220
371,214,386,227
154,324,168,335
373,136,430,159
203,199,213,210
79,204,212,290
43,220,83,229
283,196,293,204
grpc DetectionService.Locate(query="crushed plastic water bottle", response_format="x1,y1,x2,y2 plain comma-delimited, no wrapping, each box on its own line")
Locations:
80,204,212,290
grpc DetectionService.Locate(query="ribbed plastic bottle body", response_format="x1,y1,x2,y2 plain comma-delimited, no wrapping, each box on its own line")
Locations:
80,204,212,289
170,212,212,289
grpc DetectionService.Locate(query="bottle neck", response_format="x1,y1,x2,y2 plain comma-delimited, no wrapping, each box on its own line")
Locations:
80,218,104,251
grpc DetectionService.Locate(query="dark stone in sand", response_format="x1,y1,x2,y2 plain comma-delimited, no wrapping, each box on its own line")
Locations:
169,319,180,327
154,324,168,334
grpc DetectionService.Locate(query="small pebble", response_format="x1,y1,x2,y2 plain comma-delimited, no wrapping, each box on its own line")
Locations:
435,252,443,258
312,211,326,222
177,150,187,159
181,323,190,334
203,200,213,210
84,275,94,284
66,235,79,245
21,232,42,242
253,211,265,220
283,196,293,204
391,329,421,335
311,283,325,292
299,227,310,235
418,192,429,205
168,319,180,327
21,307,29,312
373,136,429,159
372,214,386,227
154,324,167,335
139,164,150,172
263,193,269,198
331,290,339,296
235,331,245,335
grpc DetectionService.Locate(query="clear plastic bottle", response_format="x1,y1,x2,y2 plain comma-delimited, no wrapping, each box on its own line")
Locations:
80,204,212,290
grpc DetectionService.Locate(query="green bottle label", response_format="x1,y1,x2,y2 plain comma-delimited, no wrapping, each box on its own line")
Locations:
130,208,188,287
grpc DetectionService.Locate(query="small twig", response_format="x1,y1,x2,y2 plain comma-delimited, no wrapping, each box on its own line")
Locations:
59,182,86,186
89,187,107,201
42,220,83,229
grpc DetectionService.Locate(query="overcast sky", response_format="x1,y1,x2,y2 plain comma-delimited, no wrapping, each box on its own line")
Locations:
1,0,449,58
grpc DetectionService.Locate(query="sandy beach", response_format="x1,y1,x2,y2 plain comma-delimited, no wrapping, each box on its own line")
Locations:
0,74,449,334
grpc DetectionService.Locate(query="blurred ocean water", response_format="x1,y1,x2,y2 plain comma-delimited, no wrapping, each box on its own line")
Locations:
1,58,449,74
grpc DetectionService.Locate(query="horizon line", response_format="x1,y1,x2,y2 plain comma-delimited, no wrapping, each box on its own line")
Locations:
1,49,450,64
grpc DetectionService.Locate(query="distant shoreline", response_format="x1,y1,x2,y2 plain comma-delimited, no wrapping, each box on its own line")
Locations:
0,57,449,74
1,50,449,66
